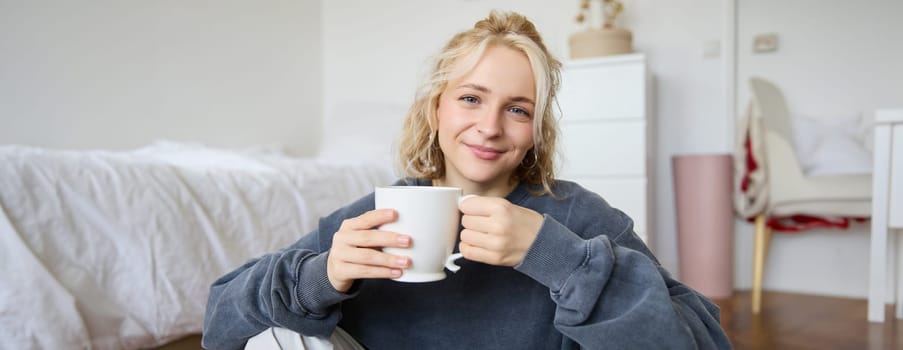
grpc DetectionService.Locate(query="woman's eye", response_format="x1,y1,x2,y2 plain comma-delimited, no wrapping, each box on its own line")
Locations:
509,106,530,117
460,95,478,104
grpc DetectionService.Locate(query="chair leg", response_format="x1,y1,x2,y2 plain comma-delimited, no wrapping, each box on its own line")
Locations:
752,214,771,314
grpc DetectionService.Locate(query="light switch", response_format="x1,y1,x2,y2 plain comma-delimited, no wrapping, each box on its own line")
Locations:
753,33,778,53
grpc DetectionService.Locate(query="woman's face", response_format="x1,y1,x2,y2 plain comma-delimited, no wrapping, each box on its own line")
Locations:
436,44,536,192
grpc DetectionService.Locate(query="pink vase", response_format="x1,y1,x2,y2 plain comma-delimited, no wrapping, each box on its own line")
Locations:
672,154,734,299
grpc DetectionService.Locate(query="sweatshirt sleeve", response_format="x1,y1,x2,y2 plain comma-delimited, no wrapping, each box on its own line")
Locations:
514,214,732,349
201,188,381,350
200,231,356,350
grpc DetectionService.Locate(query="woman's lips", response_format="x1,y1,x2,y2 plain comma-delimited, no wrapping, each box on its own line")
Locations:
468,145,503,160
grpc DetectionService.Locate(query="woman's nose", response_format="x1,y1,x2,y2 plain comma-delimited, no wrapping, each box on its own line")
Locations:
475,109,502,136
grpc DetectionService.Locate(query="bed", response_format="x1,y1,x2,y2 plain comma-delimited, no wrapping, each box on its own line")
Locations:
0,140,398,349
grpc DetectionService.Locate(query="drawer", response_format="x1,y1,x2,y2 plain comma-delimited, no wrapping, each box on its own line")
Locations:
567,177,648,241
558,63,645,121
558,120,646,177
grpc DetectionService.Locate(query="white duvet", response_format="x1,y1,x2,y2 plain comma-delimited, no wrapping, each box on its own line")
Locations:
0,142,396,350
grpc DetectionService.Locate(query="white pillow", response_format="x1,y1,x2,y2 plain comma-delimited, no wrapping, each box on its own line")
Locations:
791,115,873,176
133,141,277,173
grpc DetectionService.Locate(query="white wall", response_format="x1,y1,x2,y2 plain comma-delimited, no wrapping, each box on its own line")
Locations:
322,0,732,277
624,0,730,279
737,0,903,121
731,0,903,298
0,0,322,155
321,1,573,127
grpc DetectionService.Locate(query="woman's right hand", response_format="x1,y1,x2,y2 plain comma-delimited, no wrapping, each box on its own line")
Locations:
326,208,412,293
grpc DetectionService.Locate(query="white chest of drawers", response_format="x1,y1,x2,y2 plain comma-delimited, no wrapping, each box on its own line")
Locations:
557,54,653,243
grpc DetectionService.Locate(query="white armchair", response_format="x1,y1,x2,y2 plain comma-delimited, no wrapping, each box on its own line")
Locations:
745,77,872,314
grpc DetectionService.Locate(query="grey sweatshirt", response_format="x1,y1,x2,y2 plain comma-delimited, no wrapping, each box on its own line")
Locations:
202,179,732,349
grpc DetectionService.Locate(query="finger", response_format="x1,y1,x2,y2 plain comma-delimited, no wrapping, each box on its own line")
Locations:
336,262,403,280
340,209,397,230
457,194,478,210
339,247,411,269
458,241,501,266
459,228,505,251
339,229,411,248
458,195,503,216
461,214,500,234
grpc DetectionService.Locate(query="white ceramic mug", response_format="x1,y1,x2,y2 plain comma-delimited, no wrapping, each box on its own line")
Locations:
375,186,466,282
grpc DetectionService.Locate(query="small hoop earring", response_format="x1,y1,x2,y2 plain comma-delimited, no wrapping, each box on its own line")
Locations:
523,150,539,170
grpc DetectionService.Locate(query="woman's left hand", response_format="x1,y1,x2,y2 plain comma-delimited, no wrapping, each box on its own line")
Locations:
457,195,544,266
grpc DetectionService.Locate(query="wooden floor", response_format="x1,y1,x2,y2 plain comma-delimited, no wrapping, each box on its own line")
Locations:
161,291,901,350
716,291,901,350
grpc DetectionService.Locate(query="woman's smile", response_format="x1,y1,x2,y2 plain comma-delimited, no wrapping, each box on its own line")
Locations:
467,144,504,160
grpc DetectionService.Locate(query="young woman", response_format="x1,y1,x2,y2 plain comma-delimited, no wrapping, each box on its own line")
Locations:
203,10,731,350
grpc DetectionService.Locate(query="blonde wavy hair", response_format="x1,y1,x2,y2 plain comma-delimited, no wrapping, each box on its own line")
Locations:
397,10,562,195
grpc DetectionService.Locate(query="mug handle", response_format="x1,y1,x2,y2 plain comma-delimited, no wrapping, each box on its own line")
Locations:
446,194,475,273
445,253,464,273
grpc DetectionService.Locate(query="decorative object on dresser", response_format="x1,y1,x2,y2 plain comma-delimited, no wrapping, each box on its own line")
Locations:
570,0,633,59
556,53,652,243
